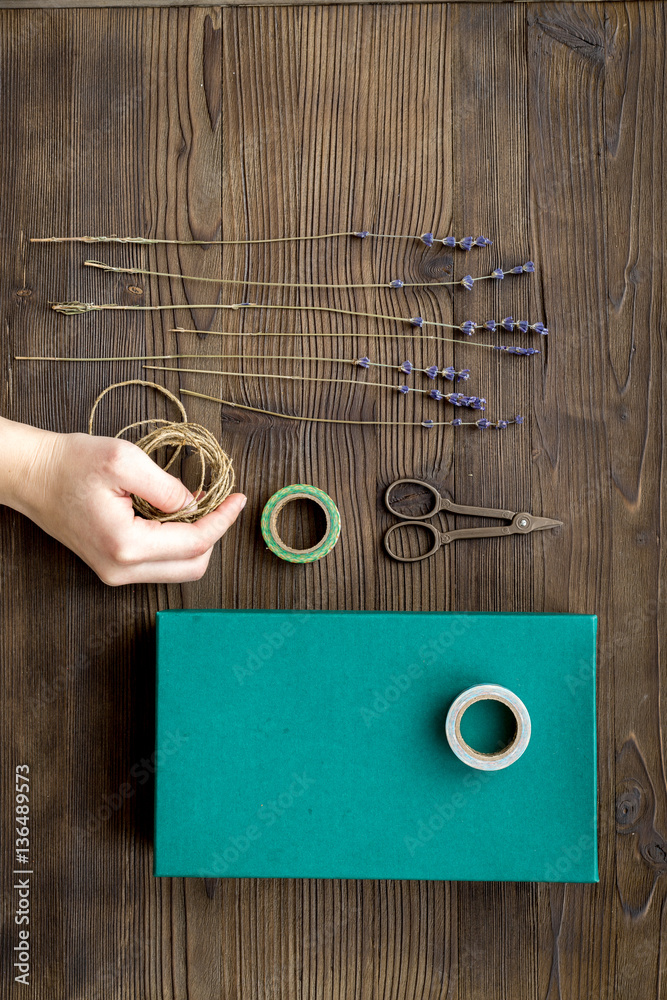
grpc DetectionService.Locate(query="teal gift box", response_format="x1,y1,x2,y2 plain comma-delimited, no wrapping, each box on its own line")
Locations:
154,610,597,882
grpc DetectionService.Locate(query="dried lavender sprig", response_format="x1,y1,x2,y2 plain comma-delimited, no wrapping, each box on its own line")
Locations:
457,316,548,337
354,232,493,249
457,261,534,291
142,364,487,409
50,300,540,354
170,327,532,355
180,387,524,430
32,231,493,249
356,358,470,381
85,259,510,292
14,350,472,384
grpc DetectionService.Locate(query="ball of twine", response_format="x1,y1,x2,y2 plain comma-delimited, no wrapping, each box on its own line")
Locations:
88,379,234,523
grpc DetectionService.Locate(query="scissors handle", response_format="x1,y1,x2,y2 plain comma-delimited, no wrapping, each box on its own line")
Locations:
383,521,442,561
439,497,516,520
384,479,443,520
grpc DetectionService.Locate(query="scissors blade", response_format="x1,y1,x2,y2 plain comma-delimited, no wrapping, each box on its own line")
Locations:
525,515,563,532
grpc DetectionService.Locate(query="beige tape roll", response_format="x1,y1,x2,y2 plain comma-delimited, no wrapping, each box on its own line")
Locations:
445,684,531,771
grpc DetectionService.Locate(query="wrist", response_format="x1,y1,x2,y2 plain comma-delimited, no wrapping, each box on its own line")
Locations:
0,417,58,515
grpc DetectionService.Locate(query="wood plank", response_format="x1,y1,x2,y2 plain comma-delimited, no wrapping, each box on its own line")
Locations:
602,1,667,993
0,0,552,9
525,4,613,998
451,7,541,999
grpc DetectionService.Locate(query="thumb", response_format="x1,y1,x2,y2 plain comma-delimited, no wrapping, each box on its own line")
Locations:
112,441,196,515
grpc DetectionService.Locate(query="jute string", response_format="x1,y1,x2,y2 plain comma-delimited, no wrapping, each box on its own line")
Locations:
88,380,234,523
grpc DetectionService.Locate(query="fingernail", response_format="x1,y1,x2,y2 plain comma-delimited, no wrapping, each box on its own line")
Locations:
240,495,248,509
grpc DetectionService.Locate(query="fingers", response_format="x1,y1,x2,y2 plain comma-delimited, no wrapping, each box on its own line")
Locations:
115,493,247,564
109,439,196,515
95,493,247,584
98,549,215,587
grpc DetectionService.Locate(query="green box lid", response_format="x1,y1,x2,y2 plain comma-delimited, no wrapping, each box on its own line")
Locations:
154,610,597,882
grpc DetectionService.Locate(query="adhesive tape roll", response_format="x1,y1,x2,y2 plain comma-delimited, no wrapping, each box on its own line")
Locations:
260,484,341,563
445,684,531,771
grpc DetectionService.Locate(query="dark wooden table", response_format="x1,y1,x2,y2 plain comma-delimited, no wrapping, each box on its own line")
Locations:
1,2,665,997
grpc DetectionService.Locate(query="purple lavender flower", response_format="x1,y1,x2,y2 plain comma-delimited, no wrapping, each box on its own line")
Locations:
443,236,457,248
390,279,404,288
461,275,474,291
430,389,444,401
354,231,369,239
496,420,508,429
514,415,524,424
475,236,493,247
400,360,414,374
494,345,540,355
484,320,496,332
516,320,529,334
502,316,514,331
441,366,457,380
425,365,439,379
531,322,549,336
422,419,434,429
509,265,524,274
459,320,476,336
447,393,466,406
421,232,435,247
491,269,504,280
398,384,410,394
477,419,492,429
410,316,424,327
457,369,471,381
467,396,486,410
522,261,535,273
452,418,463,426
356,356,371,368
460,236,474,251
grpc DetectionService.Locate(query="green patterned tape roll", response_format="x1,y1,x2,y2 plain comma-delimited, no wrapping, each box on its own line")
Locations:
260,484,341,563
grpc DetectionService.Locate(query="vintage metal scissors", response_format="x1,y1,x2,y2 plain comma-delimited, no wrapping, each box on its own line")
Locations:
383,478,562,562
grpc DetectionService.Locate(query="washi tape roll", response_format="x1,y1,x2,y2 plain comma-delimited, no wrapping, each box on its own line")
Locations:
445,684,531,771
260,484,341,563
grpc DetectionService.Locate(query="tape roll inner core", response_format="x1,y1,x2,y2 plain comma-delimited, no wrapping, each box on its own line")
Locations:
269,492,331,556
455,693,520,761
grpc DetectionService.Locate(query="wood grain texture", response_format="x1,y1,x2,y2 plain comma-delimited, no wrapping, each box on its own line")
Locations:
0,3,665,999
0,0,554,9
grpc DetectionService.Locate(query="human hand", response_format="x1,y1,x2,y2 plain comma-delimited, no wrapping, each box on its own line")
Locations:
1,418,246,585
